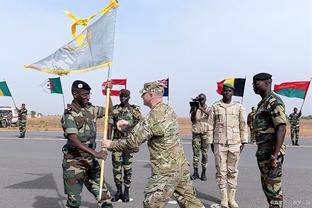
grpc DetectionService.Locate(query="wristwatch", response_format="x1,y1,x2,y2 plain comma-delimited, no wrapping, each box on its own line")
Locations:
270,154,278,160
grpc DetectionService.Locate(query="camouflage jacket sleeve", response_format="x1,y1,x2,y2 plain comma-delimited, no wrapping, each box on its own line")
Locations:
207,105,215,144
239,104,248,143
268,98,287,127
128,106,142,128
110,117,153,152
62,113,78,136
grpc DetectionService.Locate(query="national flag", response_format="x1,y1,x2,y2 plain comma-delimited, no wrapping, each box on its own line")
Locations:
217,78,246,97
102,79,127,96
274,81,310,99
158,78,169,97
40,77,63,94
0,81,12,97
24,0,119,75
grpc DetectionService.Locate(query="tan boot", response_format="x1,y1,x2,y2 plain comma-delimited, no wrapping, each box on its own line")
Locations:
220,188,228,208
228,188,239,208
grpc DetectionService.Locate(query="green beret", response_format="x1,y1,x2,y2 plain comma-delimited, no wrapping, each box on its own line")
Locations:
253,73,272,80
139,81,164,94
72,80,91,91
222,83,235,90
120,89,130,96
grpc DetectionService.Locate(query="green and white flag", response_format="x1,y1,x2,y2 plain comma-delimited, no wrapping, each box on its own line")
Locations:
40,78,63,94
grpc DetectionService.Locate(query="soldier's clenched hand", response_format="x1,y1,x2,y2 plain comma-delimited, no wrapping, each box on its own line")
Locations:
102,140,112,149
116,120,129,131
94,150,108,160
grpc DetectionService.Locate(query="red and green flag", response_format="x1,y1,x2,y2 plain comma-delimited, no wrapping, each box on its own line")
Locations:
274,81,310,99
217,78,246,97
40,77,63,94
0,81,12,97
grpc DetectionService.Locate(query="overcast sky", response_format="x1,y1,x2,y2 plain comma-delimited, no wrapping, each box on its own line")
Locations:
1,0,312,117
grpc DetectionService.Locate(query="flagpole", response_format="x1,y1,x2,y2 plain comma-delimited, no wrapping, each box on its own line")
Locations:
3,79,17,108
98,65,112,202
240,75,246,104
167,76,170,105
59,76,66,109
299,78,312,112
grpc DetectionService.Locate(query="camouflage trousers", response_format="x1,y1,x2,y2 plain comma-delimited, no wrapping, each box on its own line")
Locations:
18,120,26,135
62,157,111,207
249,127,256,143
290,125,300,143
257,153,284,208
214,143,241,189
144,162,204,208
112,150,133,188
192,133,209,168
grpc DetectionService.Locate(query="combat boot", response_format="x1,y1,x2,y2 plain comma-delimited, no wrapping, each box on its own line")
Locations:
220,188,228,208
295,140,299,146
228,188,239,208
18,133,25,138
200,167,207,181
191,167,199,180
122,186,130,202
112,184,123,202
291,140,295,145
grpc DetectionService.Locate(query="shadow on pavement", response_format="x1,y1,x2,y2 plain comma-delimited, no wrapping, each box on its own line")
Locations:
196,189,220,207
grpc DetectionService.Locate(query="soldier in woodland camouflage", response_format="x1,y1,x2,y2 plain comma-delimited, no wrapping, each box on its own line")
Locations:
102,82,204,208
190,93,210,181
208,83,248,208
17,103,27,138
247,107,257,144
253,73,287,208
288,107,301,146
108,89,142,202
61,80,113,208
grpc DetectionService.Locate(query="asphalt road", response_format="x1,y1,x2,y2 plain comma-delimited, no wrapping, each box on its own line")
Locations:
0,131,311,208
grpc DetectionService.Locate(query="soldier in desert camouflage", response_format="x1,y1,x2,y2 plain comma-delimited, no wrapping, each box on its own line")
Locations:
102,81,204,208
61,80,113,208
190,93,210,181
208,83,248,208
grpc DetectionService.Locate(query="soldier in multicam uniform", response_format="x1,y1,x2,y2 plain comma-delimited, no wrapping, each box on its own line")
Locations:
247,107,257,144
208,83,248,208
288,107,301,146
17,103,27,138
108,89,142,202
190,93,210,181
61,80,113,208
102,82,204,208
253,73,287,208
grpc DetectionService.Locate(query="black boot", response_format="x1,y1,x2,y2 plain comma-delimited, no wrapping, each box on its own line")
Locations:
190,167,199,180
100,202,113,208
295,140,299,146
122,186,130,202
200,167,207,181
291,140,295,145
112,184,123,202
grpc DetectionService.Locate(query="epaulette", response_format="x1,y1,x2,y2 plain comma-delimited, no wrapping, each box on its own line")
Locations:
268,95,279,109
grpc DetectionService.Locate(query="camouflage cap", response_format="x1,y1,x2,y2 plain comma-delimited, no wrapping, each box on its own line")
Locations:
253,72,272,80
139,81,164,95
120,89,130,96
222,83,235,90
72,80,91,91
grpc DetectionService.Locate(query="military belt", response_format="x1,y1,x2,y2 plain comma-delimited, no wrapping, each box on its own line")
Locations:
114,131,128,138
